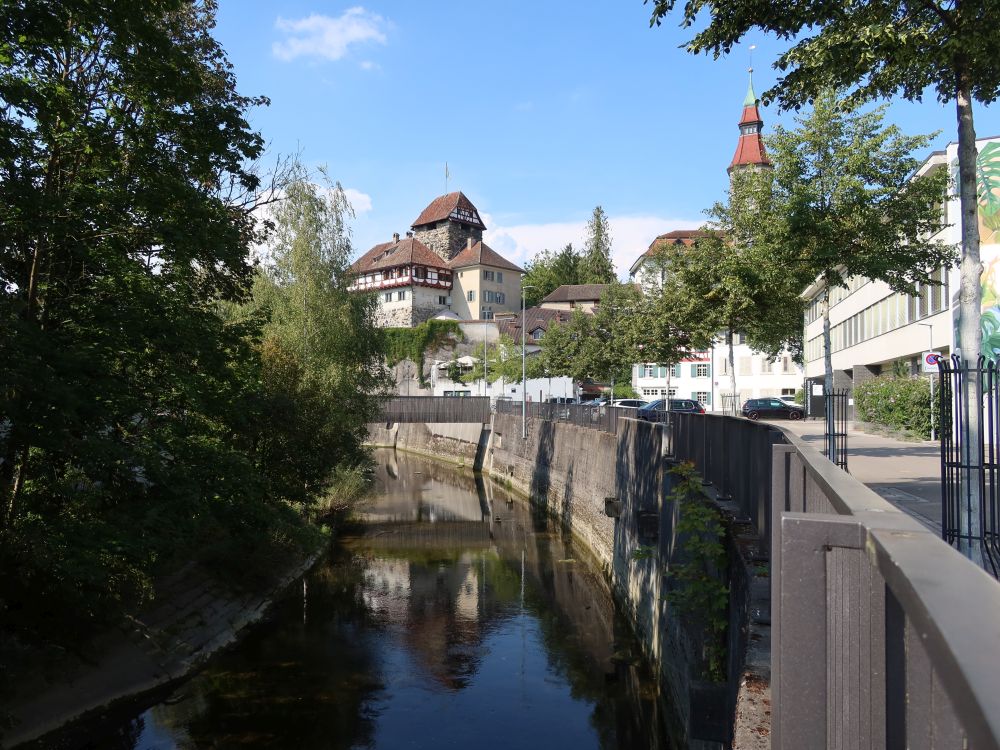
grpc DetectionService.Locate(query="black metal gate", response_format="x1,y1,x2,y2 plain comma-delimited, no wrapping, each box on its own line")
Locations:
938,355,999,575
824,389,849,472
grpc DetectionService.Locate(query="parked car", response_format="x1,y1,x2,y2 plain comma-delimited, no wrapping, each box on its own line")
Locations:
777,395,802,408
636,398,705,421
611,399,647,409
741,397,804,420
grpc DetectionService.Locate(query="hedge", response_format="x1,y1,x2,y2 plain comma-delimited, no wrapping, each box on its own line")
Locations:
854,375,933,439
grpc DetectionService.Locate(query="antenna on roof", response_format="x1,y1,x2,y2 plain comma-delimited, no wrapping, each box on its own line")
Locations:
749,44,756,78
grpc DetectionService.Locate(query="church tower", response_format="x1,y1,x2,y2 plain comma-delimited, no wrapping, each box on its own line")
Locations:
728,72,771,174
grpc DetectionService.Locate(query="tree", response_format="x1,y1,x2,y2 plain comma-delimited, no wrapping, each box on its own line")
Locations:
0,0,322,648
649,0,999,559
540,311,594,381
522,243,580,307
0,0,269,527
579,206,617,283
249,162,387,500
766,92,953,457
660,168,807,404
649,0,998,370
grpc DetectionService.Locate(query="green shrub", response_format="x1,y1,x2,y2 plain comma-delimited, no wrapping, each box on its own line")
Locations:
854,375,934,438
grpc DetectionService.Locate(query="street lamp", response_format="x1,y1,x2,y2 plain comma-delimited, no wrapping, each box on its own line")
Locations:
917,322,936,441
521,284,535,439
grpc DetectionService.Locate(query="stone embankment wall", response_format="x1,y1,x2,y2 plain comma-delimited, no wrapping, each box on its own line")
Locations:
368,421,482,466
369,414,769,750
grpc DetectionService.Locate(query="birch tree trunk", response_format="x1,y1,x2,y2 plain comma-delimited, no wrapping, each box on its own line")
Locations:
955,67,983,563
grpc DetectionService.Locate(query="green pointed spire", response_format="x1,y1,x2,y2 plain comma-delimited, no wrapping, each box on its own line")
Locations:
743,69,757,107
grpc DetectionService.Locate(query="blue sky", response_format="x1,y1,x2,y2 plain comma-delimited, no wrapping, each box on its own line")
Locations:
215,1,1000,277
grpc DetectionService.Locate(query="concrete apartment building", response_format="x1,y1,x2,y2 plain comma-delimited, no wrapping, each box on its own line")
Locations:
801,135,1000,401
348,191,523,327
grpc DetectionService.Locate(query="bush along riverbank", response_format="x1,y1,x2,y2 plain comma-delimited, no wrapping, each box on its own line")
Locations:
1,463,375,748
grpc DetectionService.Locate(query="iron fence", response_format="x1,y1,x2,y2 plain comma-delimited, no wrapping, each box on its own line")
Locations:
937,355,1000,575
824,389,849,472
380,396,490,424
493,399,628,434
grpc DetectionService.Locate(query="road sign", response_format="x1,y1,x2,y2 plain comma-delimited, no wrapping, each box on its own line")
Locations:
922,351,943,374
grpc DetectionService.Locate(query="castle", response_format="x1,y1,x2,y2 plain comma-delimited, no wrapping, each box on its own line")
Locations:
348,192,523,328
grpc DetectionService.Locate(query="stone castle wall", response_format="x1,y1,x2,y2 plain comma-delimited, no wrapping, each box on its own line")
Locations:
414,221,483,262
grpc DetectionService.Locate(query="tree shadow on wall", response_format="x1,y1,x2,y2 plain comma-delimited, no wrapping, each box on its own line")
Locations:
529,418,557,531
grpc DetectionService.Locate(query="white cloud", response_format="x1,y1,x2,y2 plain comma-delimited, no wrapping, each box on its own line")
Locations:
273,8,387,62
359,60,379,71
343,188,372,214
484,214,703,279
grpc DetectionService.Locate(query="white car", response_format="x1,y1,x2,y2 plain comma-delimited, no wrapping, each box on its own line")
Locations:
777,396,802,408
612,399,647,409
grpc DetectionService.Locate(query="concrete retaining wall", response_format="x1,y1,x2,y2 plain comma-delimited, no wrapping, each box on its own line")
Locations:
366,422,483,466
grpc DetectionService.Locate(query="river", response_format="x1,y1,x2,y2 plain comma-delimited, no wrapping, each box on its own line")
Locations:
51,449,677,749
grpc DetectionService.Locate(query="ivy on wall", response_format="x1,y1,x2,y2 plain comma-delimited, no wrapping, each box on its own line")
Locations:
633,460,730,682
383,320,462,386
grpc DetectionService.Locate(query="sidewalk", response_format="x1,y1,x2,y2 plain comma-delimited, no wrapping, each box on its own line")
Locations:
769,418,943,534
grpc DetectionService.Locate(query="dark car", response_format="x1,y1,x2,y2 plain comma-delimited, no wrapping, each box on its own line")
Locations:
637,398,705,421
741,397,804,420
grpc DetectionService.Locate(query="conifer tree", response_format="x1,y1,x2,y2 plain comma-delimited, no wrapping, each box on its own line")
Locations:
579,206,616,283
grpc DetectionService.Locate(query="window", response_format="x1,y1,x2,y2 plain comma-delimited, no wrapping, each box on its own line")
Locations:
738,357,753,375
671,364,682,378
382,292,392,302
497,293,505,305
467,290,476,302
397,290,407,301
695,363,710,378
531,328,544,341
643,364,655,378
413,266,426,279
481,308,494,320
781,388,796,396
695,391,710,405
782,356,795,374
497,272,503,283
668,388,677,397
483,270,495,281
438,295,448,305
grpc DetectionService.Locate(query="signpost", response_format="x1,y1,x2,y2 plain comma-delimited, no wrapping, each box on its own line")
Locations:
922,351,942,441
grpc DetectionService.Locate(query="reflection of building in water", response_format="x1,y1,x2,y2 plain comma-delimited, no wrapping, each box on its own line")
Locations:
361,558,411,622
355,549,487,690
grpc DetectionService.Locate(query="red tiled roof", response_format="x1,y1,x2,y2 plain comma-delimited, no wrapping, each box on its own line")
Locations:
448,241,523,273
497,306,574,341
540,284,611,304
412,191,486,229
349,237,448,274
647,230,715,251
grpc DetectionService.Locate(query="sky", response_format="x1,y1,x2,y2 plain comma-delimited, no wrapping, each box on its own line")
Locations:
214,1,1000,278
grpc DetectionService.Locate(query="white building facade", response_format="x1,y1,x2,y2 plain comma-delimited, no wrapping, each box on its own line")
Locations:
800,137,1000,407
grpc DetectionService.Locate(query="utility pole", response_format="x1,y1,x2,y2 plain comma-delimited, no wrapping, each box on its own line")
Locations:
521,284,535,439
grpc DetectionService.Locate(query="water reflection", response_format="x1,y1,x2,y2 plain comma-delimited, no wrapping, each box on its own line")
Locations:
56,449,675,749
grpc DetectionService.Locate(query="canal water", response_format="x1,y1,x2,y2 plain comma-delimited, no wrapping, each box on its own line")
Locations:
58,449,676,749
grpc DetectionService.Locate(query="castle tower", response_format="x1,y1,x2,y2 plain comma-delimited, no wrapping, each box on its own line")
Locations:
728,72,771,174
411,191,486,262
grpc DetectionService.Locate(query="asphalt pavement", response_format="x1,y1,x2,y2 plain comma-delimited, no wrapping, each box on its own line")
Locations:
767,418,943,534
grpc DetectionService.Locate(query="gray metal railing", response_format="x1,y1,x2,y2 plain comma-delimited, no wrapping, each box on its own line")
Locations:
494,399,626,434
380,396,490,423
767,434,999,749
